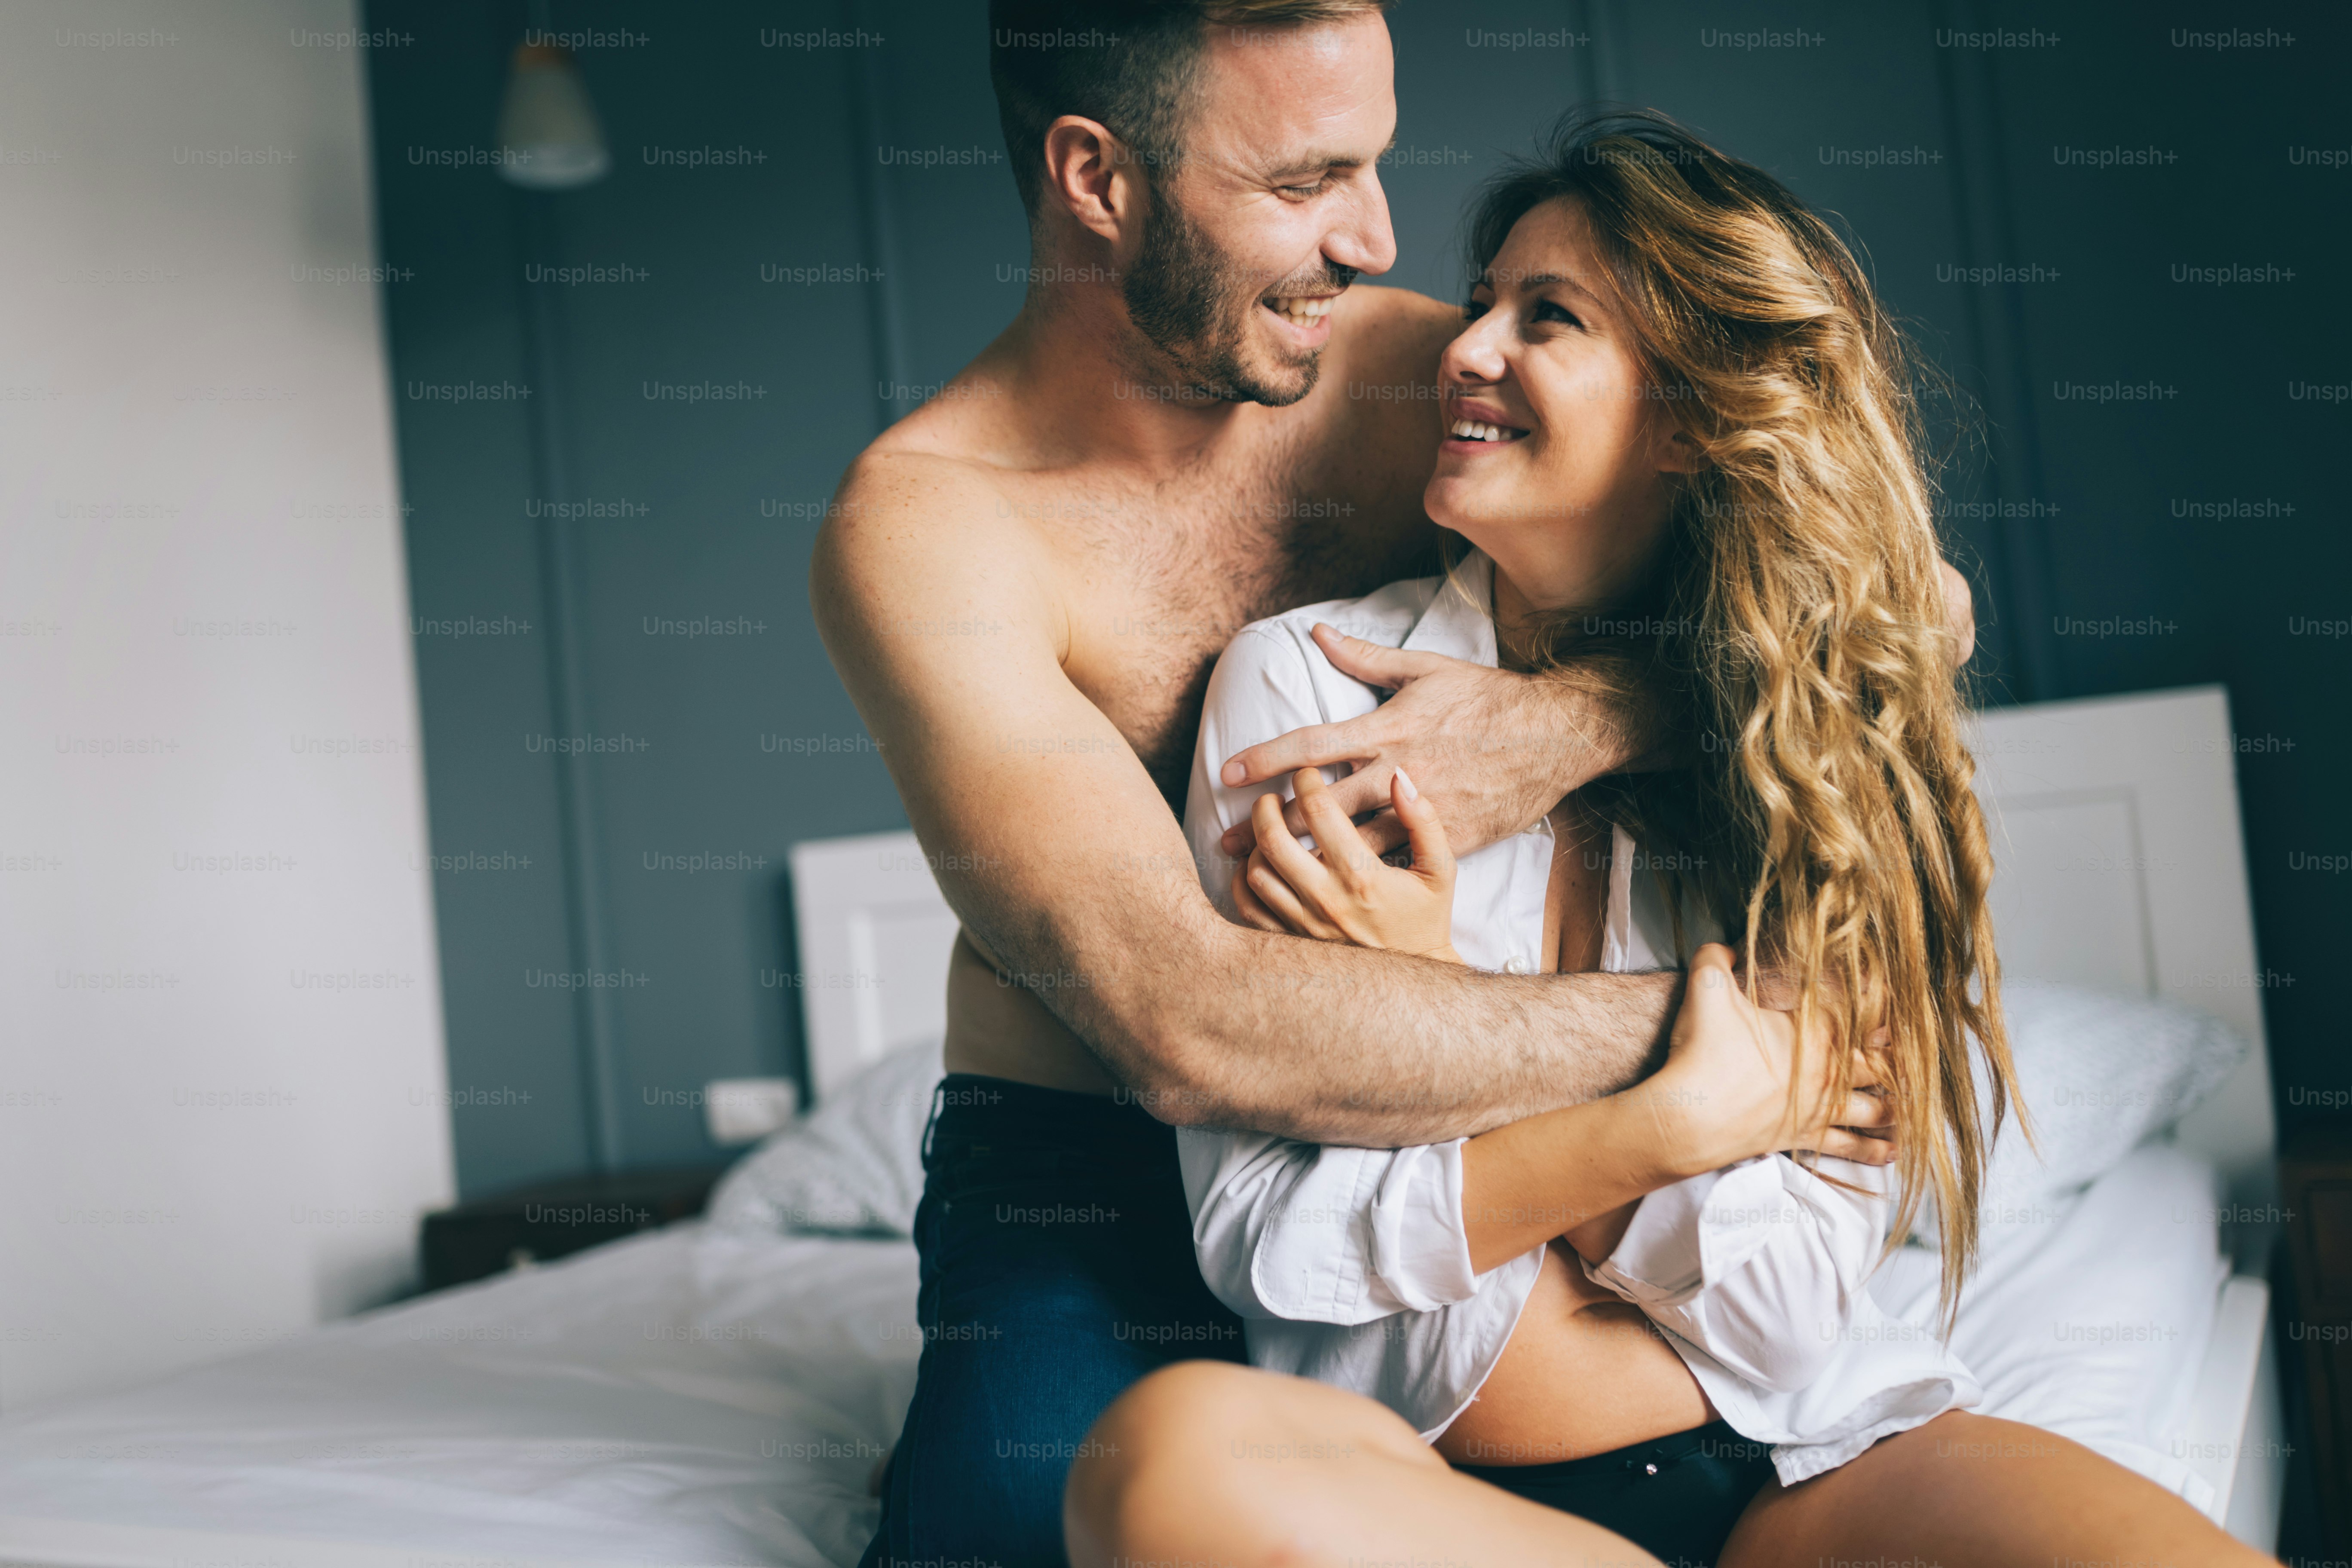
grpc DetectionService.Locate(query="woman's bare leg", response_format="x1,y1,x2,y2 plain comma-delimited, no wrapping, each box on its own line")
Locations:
1066,1361,1664,1568
1722,1412,2276,1568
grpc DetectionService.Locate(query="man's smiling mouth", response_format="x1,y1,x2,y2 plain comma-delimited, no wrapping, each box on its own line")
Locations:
1265,295,1336,328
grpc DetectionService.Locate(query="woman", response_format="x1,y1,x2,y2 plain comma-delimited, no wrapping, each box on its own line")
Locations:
1064,112,2274,1568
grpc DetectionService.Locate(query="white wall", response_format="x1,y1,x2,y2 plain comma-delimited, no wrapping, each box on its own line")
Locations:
0,0,452,1409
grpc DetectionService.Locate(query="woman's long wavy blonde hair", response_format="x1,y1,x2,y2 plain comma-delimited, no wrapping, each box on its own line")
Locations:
1472,109,2019,1308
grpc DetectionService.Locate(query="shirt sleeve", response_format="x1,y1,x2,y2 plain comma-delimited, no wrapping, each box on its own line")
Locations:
1177,1128,1480,1321
1583,1154,1893,1393
1176,622,1482,1322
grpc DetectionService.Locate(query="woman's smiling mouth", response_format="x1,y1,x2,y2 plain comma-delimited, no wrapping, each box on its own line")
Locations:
1445,418,1528,443
1443,398,1531,448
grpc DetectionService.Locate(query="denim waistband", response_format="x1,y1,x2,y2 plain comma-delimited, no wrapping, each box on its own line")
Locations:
922,1072,1173,1164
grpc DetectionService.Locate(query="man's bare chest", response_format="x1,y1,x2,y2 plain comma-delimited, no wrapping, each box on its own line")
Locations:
1034,481,1440,806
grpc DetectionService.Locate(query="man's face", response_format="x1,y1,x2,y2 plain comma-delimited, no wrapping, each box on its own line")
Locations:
1121,13,1398,407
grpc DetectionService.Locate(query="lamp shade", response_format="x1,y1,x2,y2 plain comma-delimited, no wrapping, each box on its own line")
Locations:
496,43,609,190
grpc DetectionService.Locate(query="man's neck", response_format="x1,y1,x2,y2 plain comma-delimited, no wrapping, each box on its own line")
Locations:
986,247,1267,477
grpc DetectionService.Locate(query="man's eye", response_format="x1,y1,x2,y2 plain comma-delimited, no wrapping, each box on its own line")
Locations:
1279,179,1331,199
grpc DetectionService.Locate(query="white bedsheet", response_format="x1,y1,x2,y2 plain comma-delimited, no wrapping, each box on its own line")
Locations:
1874,1138,2228,1508
0,1140,2229,1568
0,1226,920,1568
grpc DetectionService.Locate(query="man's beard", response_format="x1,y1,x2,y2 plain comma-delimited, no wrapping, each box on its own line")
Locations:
1121,193,1354,409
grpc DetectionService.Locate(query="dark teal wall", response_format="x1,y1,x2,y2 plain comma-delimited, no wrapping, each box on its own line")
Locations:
364,0,2347,1197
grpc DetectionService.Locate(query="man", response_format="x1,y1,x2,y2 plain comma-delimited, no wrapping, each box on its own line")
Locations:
815,3,1958,1562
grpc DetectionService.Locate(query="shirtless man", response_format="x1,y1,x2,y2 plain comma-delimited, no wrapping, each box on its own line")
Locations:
814,4,1960,1563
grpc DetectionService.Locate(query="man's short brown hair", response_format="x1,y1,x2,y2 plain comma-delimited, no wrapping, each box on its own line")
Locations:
987,0,1394,217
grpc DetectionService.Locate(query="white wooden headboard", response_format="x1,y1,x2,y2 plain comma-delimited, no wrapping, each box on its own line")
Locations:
1965,684,2276,1206
789,687,2278,1196
787,831,959,1103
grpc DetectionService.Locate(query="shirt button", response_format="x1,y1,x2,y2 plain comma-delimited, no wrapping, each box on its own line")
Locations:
1502,955,1534,975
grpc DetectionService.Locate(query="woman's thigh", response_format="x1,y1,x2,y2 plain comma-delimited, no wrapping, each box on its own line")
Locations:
1721,1412,2275,1568
1066,1361,1667,1568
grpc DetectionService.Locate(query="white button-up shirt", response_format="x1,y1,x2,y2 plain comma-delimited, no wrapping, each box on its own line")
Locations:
1177,552,1980,1486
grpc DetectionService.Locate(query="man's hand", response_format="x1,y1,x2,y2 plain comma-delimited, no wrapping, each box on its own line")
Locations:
1216,623,1648,859
1219,564,1978,861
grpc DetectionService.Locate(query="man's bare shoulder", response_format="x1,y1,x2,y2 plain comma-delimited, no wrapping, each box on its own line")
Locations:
822,442,1028,569
813,445,1051,646
1339,283,1462,377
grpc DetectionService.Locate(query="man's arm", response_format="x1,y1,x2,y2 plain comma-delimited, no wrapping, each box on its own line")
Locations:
811,453,1673,1144
1217,560,1980,858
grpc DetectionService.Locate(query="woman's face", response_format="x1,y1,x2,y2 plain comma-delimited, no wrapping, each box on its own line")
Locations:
1424,197,1692,612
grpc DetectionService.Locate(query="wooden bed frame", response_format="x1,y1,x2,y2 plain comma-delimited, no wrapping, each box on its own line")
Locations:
790,683,2287,1550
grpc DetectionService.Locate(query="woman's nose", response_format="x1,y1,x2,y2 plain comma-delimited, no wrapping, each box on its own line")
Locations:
1442,311,1510,386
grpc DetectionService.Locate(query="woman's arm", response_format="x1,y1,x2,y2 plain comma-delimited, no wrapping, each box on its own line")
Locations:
1179,624,1709,1323
1253,785,1895,1384
1251,794,1896,1378
1240,772,1895,1275
1455,943,1878,1273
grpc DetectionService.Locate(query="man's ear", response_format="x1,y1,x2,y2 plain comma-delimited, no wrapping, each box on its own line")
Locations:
1040,115,1142,244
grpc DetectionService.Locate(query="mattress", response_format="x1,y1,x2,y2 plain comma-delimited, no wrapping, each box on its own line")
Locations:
1872,1138,2229,1508
0,1227,920,1568
0,1140,2231,1568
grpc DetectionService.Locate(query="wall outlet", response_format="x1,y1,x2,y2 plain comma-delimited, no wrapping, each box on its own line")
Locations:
704,1078,800,1145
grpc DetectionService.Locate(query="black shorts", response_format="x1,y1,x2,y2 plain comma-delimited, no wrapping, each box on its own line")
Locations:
1453,1420,1778,1568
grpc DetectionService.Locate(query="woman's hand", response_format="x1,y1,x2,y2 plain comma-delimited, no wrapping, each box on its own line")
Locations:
1231,767,1462,963
1645,944,1896,1174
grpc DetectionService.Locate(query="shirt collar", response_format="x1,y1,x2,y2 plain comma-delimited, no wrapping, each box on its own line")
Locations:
1399,550,1498,667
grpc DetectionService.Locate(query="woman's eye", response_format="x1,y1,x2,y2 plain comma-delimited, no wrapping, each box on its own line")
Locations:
1462,300,1489,321
1534,300,1582,328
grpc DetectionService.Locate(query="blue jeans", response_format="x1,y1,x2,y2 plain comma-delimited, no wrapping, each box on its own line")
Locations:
859,1075,1247,1568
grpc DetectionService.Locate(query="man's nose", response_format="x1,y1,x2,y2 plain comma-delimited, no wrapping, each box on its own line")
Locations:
1323,171,1398,278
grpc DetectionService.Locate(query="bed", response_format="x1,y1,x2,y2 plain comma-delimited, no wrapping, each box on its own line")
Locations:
0,686,2286,1565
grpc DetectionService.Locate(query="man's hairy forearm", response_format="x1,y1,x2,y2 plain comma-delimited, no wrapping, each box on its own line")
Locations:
1542,649,1679,783
1004,892,1678,1143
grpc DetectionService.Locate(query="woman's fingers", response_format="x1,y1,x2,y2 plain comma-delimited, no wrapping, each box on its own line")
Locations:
1677,943,1767,1052
1228,865,1289,934
1238,784,1355,942
1250,787,1339,907
1838,1089,1893,1130
1390,769,1455,888
1243,849,1338,940
1805,1127,1900,1167
1219,763,1396,855
1844,1027,1893,1091
1683,943,1742,1010
1291,769,1379,891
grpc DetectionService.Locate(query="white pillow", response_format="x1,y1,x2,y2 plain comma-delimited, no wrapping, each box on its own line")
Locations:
706,1041,942,1236
1914,980,2249,1243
